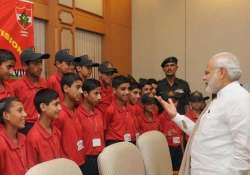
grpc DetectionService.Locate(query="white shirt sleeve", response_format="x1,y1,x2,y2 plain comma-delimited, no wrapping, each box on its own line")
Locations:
172,113,195,136
226,98,250,172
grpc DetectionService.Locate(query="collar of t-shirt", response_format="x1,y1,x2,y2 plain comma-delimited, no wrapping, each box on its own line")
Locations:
0,129,25,150
113,99,129,113
36,122,56,139
78,104,98,118
141,112,158,123
61,103,76,119
23,75,47,89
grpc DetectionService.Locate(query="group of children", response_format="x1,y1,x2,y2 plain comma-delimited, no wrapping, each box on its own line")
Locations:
0,48,208,175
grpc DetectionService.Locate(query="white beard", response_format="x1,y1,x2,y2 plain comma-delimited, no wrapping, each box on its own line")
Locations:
205,71,221,94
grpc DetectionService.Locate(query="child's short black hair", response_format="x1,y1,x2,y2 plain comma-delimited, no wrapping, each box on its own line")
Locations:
61,73,82,93
138,78,151,89
0,97,19,124
34,88,59,113
147,78,158,85
0,49,16,64
82,79,101,93
112,75,130,89
129,82,140,91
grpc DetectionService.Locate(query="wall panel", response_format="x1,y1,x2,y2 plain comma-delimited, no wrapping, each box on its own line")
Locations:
34,18,47,77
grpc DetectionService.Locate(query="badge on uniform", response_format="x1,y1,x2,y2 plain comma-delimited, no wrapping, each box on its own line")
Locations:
92,138,101,147
124,133,131,142
175,89,184,94
173,137,181,144
77,140,84,151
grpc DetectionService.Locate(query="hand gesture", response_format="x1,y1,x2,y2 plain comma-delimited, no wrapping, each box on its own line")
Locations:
155,96,177,119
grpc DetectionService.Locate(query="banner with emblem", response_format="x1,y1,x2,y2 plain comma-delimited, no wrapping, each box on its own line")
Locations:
0,0,34,77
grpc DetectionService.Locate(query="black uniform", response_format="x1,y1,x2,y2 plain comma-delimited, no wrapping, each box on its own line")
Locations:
157,78,191,114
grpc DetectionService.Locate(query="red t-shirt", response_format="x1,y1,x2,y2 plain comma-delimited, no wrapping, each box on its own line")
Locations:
26,122,64,168
0,129,27,175
48,72,64,101
76,104,105,156
0,81,14,100
104,99,138,142
138,111,160,134
54,104,85,165
13,76,48,123
159,111,183,147
97,82,113,113
127,104,143,137
185,109,199,123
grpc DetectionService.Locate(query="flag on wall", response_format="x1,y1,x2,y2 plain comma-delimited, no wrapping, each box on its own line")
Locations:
0,0,34,73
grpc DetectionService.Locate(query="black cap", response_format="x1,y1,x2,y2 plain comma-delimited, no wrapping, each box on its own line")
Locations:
21,48,50,63
141,94,157,105
55,49,75,62
74,55,99,67
161,57,178,67
189,91,209,102
98,63,118,74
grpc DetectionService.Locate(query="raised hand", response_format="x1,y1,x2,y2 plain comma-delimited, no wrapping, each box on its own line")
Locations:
155,96,177,119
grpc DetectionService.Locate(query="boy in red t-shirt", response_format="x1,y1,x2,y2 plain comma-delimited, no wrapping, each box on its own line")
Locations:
185,91,209,141
0,97,28,175
53,73,86,172
128,81,141,138
159,90,183,171
105,75,137,145
138,95,160,134
97,62,118,113
48,49,76,101
26,89,63,168
77,79,104,175
0,49,15,100
74,54,99,82
13,48,49,134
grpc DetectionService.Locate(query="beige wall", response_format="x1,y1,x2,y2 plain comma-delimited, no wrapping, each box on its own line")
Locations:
132,0,186,80
186,0,250,94
133,0,250,94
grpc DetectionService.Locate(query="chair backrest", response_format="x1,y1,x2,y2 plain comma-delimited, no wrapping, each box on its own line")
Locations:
137,131,173,175
98,142,146,175
25,158,82,175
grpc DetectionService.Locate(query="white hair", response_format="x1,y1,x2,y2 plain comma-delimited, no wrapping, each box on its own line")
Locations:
211,52,242,81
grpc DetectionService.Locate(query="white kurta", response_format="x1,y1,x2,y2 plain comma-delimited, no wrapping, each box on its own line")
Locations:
173,81,250,175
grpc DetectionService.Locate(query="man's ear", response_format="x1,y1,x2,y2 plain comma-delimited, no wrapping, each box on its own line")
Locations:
76,66,81,72
112,88,116,95
55,60,61,68
2,111,10,121
40,103,47,112
82,91,88,97
63,84,70,93
219,67,227,79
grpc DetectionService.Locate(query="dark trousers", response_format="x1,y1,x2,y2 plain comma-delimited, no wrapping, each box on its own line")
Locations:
106,140,136,147
81,155,99,175
169,145,183,171
79,163,87,174
19,122,34,135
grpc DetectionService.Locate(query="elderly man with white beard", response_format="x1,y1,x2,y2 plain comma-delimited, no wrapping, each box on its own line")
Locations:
156,52,250,175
